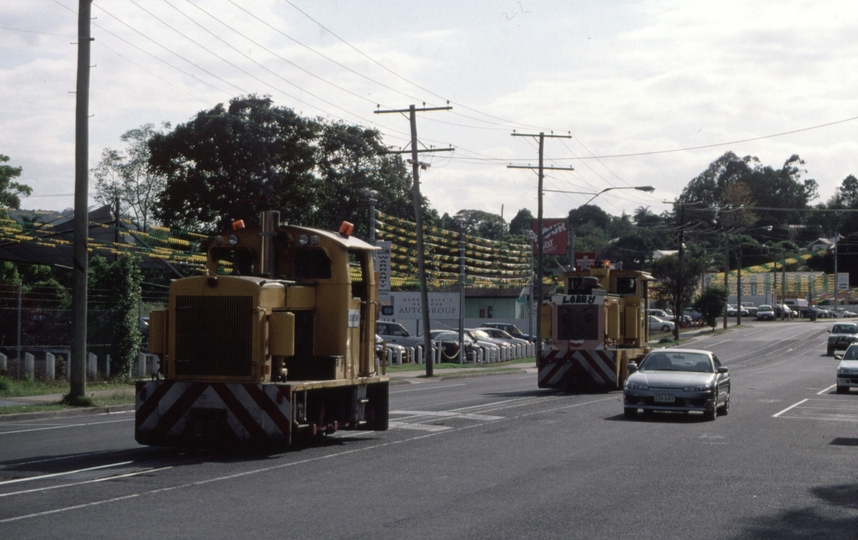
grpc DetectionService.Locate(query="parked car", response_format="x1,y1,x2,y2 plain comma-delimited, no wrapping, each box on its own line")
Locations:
376,321,424,348
683,308,703,321
648,316,675,333
467,328,515,359
836,344,858,393
428,330,484,362
827,323,858,356
480,322,534,341
726,304,749,317
835,308,858,318
375,334,408,362
741,302,758,316
623,348,730,420
756,304,776,321
479,327,530,352
774,304,795,319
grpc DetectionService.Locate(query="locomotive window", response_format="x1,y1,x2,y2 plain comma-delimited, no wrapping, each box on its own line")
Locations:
566,276,583,292
614,276,638,295
210,247,255,275
294,249,332,279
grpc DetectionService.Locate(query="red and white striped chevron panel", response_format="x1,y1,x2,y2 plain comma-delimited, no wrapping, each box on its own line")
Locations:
538,348,619,389
135,381,292,449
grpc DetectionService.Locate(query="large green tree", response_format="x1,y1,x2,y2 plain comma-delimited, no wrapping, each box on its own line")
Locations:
0,154,31,211
149,95,320,232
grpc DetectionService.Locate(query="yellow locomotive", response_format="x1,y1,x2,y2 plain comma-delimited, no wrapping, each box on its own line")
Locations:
538,264,653,390
136,211,388,449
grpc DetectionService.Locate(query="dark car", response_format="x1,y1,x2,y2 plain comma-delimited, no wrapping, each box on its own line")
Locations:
827,323,858,356
623,348,730,421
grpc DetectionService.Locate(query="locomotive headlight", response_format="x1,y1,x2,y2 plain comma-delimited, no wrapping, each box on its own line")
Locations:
212,236,224,246
298,234,310,246
228,234,239,245
309,235,320,246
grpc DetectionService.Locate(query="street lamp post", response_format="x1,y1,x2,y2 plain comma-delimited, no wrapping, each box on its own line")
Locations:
543,186,656,269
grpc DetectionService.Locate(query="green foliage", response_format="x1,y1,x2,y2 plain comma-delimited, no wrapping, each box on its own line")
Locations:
0,154,31,209
88,255,143,378
91,123,170,231
650,254,708,338
693,286,727,327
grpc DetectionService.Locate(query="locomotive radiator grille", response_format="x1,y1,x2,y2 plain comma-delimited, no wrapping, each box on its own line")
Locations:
175,295,253,377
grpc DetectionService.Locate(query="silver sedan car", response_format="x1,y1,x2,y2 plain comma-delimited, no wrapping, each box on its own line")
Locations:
623,348,730,421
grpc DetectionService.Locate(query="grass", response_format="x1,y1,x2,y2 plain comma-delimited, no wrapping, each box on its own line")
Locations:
0,376,136,415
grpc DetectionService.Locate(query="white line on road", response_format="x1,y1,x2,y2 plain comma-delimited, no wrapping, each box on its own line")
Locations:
773,399,808,417
817,384,837,395
0,418,131,436
0,461,134,486
390,383,467,394
0,467,173,498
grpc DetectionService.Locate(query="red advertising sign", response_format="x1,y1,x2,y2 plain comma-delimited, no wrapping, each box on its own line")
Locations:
531,219,568,255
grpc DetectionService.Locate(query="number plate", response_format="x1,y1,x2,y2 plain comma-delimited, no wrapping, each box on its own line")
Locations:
654,394,675,403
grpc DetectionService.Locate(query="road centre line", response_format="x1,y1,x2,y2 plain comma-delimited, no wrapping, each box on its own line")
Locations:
773,399,808,417
0,418,131,436
0,461,134,486
0,394,614,524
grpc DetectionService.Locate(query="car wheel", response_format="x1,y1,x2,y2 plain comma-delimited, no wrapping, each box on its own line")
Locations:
717,390,730,416
837,385,848,394
624,407,637,419
704,404,717,421
828,347,834,356
661,325,670,332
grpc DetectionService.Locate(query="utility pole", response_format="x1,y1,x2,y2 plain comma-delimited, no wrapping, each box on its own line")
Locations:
375,104,452,377
508,132,573,361
70,0,93,402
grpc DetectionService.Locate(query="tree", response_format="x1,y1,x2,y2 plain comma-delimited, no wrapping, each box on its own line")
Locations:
448,209,506,240
0,154,32,211
649,254,707,340
92,123,170,232
693,285,727,328
508,208,535,239
313,121,414,235
149,95,320,232
88,255,142,378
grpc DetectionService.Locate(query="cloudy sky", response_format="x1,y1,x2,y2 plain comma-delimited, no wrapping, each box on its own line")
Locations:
2,0,857,225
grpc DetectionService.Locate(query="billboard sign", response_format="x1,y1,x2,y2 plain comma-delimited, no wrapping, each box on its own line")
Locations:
388,292,460,319
531,218,568,255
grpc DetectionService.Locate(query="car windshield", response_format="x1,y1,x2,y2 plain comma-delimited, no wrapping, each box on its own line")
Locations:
843,346,858,360
640,352,712,373
833,324,858,334
759,305,772,310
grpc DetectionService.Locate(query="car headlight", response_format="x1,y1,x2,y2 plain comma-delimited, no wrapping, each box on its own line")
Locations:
625,381,648,390
683,384,713,392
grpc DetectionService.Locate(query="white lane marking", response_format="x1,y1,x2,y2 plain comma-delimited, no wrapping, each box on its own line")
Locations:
745,329,766,337
708,340,731,347
0,467,173,498
0,395,614,524
773,399,808,417
0,418,132,436
390,383,467,394
817,384,837,395
0,461,135,486
389,410,504,422
387,422,451,432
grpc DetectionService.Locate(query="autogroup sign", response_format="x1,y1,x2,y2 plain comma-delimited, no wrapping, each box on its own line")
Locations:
389,292,460,319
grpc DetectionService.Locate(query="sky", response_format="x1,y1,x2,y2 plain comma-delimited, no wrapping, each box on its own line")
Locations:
2,0,858,226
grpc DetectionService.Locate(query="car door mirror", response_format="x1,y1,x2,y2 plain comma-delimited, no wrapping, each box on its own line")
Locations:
627,362,638,374
717,366,728,374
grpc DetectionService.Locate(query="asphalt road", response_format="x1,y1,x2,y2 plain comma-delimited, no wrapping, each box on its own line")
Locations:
1,321,857,539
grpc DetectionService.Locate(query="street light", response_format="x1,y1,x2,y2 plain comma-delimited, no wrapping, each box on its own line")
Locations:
543,186,655,268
